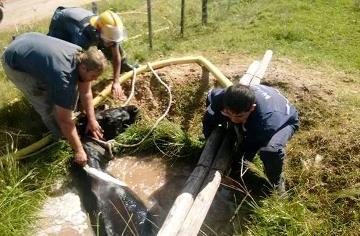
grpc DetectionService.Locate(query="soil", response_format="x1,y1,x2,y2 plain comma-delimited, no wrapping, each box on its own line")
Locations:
105,53,353,127
32,54,360,235
0,0,96,29
2,1,359,235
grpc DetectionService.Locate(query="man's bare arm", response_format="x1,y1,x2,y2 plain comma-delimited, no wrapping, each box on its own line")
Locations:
78,81,103,139
111,44,123,99
54,105,87,166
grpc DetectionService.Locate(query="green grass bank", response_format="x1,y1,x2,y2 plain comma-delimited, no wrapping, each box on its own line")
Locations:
0,0,359,235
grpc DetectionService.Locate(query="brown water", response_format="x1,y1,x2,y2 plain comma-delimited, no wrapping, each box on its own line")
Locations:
107,154,236,235
34,154,236,235
33,190,94,236
107,154,194,226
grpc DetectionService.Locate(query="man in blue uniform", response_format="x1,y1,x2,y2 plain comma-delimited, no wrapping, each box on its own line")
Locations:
2,32,107,166
48,7,134,99
203,83,299,192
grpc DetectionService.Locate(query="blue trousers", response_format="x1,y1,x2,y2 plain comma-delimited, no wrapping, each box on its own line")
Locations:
237,124,297,187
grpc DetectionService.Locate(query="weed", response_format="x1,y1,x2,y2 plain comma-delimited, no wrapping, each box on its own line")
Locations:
244,195,324,236
114,119,203,160
0,0,359,235
0,141,71,235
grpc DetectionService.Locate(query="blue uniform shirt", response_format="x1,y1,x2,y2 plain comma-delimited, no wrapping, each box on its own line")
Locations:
4,32,82,110
203,85,299,152
48,7,99,49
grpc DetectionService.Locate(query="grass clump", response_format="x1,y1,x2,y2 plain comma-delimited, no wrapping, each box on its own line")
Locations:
113,120,203,160
0,142,72,235
244,195,323,236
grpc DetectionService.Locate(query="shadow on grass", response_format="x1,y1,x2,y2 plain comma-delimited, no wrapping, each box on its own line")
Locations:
0,97,47,154
180,70,210,133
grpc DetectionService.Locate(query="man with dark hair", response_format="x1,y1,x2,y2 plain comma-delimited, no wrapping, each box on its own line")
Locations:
48,7,135,100
203,83,299,192
2,32,107,166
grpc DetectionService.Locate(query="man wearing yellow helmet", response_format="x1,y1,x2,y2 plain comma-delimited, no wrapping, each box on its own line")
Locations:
48,7,134,99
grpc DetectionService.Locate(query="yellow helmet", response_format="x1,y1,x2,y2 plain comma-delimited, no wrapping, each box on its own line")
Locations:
90,10,127,43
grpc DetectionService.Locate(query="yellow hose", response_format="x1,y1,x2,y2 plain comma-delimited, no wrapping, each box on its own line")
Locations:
10,56,232,160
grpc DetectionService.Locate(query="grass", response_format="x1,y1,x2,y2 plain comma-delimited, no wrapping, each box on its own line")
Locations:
0,0,359,235
113,119,203,159
243,195,323,236
0,142,71,235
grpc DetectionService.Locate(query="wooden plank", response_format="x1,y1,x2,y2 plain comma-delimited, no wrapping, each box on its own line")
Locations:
157,127,225,236
239,60,260,85
255,50,273,80
177,133,235,236
239,50,273,86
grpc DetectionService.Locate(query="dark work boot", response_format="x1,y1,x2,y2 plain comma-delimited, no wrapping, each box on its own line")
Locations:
120,58,137,73
274,173,286,197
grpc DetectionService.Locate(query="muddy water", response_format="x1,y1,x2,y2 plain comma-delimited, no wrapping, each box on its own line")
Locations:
107,155,236,235
34,154,236,235
107,154,194,227
33,190,94,236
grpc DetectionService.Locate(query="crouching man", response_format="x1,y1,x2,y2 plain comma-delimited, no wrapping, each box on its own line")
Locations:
203,83,299,193
48,7,135,100
2,32,107,166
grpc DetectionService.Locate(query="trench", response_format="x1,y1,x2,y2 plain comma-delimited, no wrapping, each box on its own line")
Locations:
32,60,238,235
33,153,237,235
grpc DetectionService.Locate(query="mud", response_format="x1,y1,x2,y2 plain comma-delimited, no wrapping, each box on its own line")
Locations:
33,154,237,236
32,55,355,235
33,190,94,236
107,155,236,235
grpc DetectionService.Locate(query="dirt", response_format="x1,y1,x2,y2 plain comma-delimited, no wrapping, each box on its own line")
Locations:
119,63,206,120
0,0,96,29
2,1,359,235
105,53,353,129
33,51,360,235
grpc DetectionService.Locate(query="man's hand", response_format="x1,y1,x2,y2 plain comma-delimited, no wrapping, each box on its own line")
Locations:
74,149,87,166
111,81,125,100
55,105,88,166
86,119,104,139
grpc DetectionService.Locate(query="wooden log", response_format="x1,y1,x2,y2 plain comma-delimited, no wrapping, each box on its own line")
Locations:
177,132,235,236
255,50,273,79
239,50,273,86
239,60,260,85
157,127,225,236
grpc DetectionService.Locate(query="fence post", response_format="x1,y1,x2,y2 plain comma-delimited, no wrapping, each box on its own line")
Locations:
91,2,98,14
180,0,185,36
147,0,153,49
202,0,208,25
